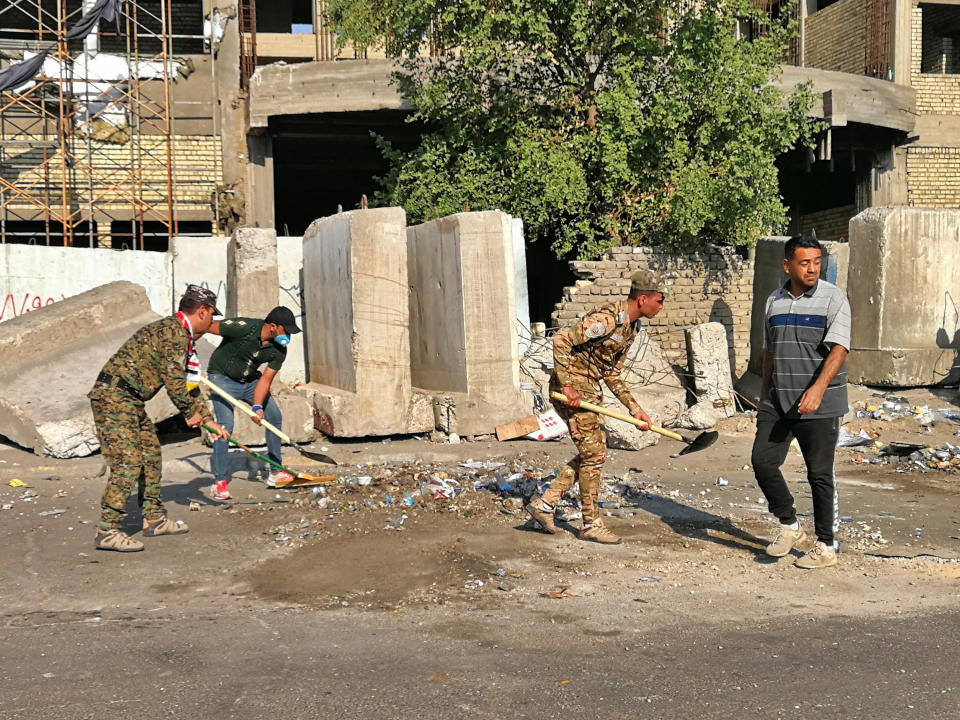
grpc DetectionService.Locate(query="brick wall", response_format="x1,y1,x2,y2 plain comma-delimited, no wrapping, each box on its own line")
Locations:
804,0,868,74
551,246,754,375
792,205,856,243
3,134,221,217
906,147,960,206
908,3,960,207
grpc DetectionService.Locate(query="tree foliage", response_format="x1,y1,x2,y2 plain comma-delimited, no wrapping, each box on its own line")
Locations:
326,0,819,258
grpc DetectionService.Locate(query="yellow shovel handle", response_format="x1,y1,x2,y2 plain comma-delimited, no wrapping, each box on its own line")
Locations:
549,391,684,442
198,374,292,444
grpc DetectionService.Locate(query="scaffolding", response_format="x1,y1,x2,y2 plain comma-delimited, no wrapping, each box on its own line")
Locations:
0,0,197,248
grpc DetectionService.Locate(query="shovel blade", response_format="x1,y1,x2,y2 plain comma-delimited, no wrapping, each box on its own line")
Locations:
675,430,719,457
294,445,338,465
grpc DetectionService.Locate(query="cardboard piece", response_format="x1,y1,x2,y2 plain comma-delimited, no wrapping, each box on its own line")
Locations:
496,414,541,442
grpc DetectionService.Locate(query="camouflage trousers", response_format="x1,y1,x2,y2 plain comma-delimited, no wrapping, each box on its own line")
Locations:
91,396,165,531
542,386,606,526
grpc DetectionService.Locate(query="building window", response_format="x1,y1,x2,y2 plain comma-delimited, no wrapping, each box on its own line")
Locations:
920,4,960,74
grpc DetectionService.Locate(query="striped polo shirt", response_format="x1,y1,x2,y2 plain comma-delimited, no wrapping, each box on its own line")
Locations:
762,279,851,419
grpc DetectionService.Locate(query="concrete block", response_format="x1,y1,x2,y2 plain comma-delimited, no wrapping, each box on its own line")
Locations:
847,206,960,385
407,211,526,435
301,208,423,436
685,322,735,418
226,227,278,318
0,282,177,457
748,236,850,375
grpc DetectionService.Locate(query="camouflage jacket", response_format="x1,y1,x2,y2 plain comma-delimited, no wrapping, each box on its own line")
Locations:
553,300,638,409
88,316,207,418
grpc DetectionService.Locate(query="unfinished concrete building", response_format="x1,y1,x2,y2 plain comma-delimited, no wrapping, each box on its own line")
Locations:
777,0,960,242
4,2,958,264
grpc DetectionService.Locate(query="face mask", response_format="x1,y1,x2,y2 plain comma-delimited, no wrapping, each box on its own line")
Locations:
274,334,290,347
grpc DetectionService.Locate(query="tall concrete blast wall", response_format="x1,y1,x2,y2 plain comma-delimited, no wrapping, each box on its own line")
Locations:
302,208,430,436
847,207,960,386
407,211,526,435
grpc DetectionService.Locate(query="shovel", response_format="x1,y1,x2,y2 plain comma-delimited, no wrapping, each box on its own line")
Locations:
202,424,334,486
549,392,718,457
198,375,338,465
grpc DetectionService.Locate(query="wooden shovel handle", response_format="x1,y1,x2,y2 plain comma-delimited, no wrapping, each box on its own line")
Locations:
549,392,684,442
198,374,292,444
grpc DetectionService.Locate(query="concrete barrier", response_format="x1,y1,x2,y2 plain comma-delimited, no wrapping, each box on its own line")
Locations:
847,207,960,386
301,208,428,436
407,211,526,435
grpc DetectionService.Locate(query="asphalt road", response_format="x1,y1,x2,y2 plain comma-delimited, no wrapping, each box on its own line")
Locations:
1,602,958,719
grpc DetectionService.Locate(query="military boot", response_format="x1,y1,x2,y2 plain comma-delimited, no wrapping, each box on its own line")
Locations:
524,497,558,534
580,519,621,544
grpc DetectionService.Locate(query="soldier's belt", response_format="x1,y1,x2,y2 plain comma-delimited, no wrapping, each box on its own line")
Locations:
95,372,144,401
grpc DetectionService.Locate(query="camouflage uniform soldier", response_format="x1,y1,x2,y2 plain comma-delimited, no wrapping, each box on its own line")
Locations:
89,285,229,552
526,270,667,544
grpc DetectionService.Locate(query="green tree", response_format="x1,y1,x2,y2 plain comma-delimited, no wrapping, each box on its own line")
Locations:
326,1,819,258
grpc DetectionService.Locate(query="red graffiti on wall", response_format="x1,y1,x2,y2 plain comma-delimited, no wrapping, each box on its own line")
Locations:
0,292,66,322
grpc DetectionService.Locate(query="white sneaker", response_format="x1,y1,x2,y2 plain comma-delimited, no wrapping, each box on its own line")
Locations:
267,470,296,487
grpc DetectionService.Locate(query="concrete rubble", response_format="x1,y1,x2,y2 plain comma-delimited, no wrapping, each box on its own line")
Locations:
0,281,314,458
682,322,736,428
0,282,171,457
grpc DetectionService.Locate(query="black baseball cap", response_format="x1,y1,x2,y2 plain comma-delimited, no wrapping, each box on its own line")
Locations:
181,284,222,315
265,306,302,334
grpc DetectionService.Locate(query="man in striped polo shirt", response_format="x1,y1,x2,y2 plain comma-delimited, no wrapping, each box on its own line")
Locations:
752,235,851,569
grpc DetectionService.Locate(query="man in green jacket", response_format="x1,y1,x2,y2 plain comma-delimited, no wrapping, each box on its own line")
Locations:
205,306,302,500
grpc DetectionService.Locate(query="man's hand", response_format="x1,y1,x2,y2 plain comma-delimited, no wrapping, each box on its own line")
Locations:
797,384,826,414
630,406,652,431
561,386,581,407
252,409,265,426
185,411,204,428
205,420,230,440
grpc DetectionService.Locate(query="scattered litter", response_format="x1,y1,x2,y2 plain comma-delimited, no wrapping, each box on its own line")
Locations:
38,509,66,517
543,587,574,599
459,461,506,471
8,479,28,488
716,477,729,486
386,514,407,530
464,579,484,589
1,503,13,511
837,427,873,447
345,476,373,486
639,577,661,583
491,568,507,577
188,502,201,511
274,535,292,542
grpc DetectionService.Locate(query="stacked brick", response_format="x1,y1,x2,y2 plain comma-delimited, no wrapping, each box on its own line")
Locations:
793,205,856,243
804,0,869,75
4,134,221,218
551,246,754,375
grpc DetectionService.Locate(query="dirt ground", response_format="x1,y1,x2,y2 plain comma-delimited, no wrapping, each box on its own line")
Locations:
1,385,959,718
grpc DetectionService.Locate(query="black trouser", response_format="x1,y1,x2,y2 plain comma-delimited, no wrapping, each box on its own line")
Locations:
751,408,840,545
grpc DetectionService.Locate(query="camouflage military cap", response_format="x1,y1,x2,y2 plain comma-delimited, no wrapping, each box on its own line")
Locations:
181,284,222,315
630,270,667,296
